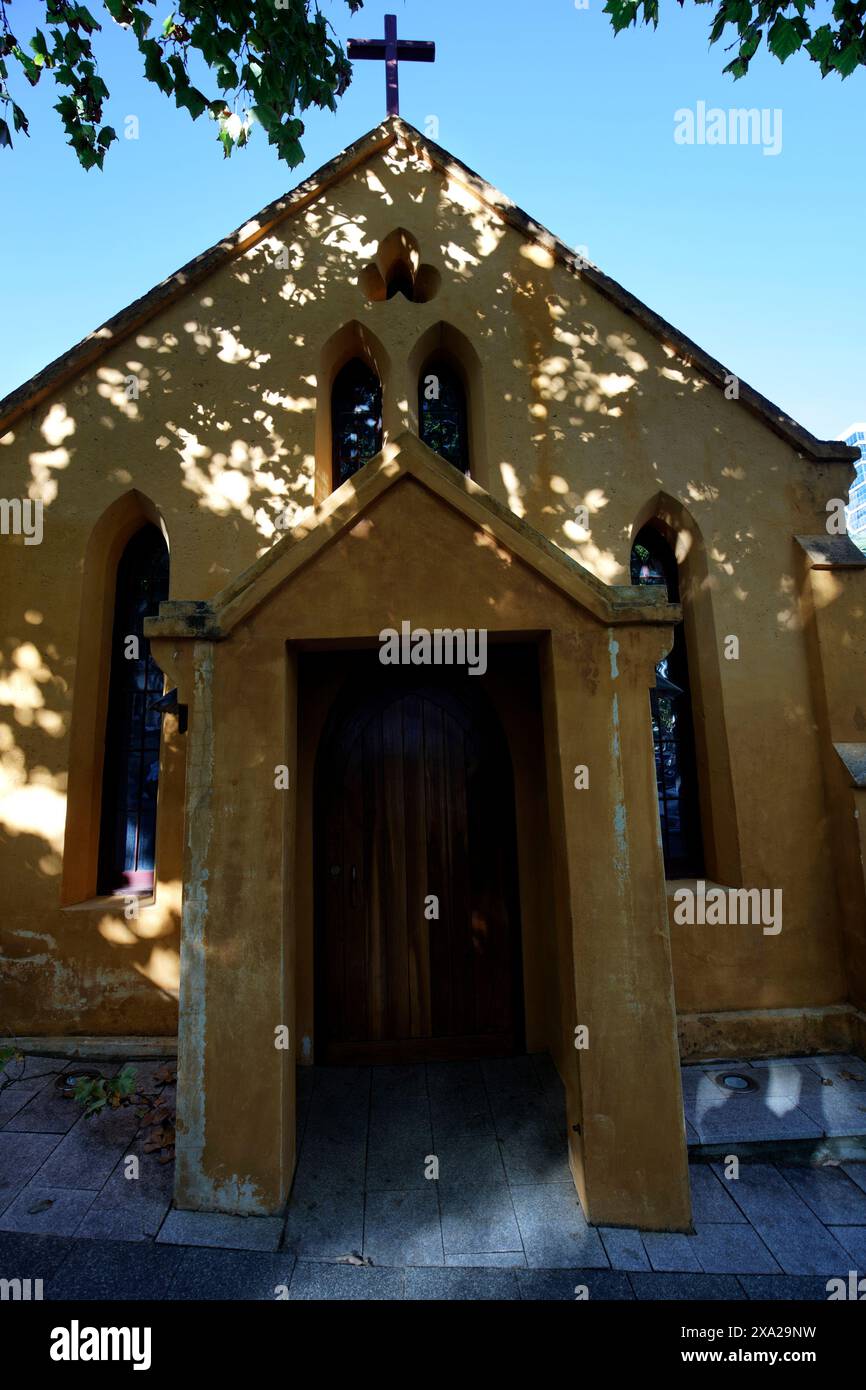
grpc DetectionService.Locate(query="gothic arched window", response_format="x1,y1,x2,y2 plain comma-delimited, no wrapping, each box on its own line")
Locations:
631,526,704,878
98,524,169,894
332,358,383,488
419,358,469,474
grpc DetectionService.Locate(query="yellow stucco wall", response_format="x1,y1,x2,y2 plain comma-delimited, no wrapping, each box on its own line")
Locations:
0,123,862,1047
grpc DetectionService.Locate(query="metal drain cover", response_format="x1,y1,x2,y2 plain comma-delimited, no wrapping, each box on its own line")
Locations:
714,1071,758,1094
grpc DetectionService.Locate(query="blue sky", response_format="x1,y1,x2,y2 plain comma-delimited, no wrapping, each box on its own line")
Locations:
1,0,863,439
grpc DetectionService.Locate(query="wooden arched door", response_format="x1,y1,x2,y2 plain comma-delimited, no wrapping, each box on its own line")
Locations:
315,673,524,1064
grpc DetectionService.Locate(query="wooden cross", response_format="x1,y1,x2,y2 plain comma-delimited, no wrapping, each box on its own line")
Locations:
347,13,435,118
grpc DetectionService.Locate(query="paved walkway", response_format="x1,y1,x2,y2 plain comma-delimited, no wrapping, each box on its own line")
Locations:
1,1050,865,1300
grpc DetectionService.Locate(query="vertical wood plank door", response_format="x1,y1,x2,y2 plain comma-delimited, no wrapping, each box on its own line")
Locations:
315,676,524,1064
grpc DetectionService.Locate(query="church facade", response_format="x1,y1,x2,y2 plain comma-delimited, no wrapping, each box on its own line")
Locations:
1,118,864,1231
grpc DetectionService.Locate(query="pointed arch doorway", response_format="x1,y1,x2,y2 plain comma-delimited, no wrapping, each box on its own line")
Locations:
314,665,525,1064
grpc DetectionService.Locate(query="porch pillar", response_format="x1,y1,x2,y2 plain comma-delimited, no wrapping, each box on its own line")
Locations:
164,632,297,1215
546,625,692,1231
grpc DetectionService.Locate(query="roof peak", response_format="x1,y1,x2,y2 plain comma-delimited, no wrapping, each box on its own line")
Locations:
0,117,855,464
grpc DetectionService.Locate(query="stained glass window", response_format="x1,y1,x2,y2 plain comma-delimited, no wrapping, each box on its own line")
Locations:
332,358,383,487
631,526,704,878
419,359,469,474
98,524,169,895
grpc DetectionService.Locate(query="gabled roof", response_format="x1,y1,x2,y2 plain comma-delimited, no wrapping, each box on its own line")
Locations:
144,432,681,639
0,115,855,465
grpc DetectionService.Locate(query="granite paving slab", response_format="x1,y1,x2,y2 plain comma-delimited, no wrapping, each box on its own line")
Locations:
428,1063,495,1137
156,1209,283,1252
497,1124,572,1185
0,1230,74,1281
689,1222,781,1275
429,1090,495,1138
47,1238,185,1301
302,1103,369,1145
35,1105,141,1191
690,1093,822,1144
363,1187,444,1267
439,1183,522,1256
774,1162,866,1225
434,1133,508,1190
2,1081,88,1135
490,1092,561,1139
0,1062,59,1125
629,1271,746,1300
842,1162,866,1195
371,1064,429,1103
365,1137,433,1191
598,1226,650,1271
711,1162,853,1275
307,1067,370,1121
290,1133,367,1194
827,1226,866,1265
444,1250,527,1267
800,1055,866,1079
288,1260,404,1300
680,1067,730,1100
641,1230,702,1273
510,1182,608,1268
482,1056,543,1099
282,1186,365,1259
0,1131,63,1216
368,1094,432,1135
795,1084,866,1138
74,1138,174,1243
689,1163,748,1223
739,1274,836,1300
405,1266,520,1299
530,1052,565,1097
0,1085,47,1128
426,1060,485,1098
167,1247,297,1300
0,1184,97,1237
517,1268,634,1300
721,1060,813,1092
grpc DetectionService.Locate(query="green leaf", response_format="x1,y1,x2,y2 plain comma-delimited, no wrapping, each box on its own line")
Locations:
768,15,805,62
75,7,101,36
14,47,43,86
740,27,762,62
113,1063,138,1096
723,55,750,78
179,86,208,119
805,24,834,65
603,0,647,32
167,53,187,85
830,39,862,76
